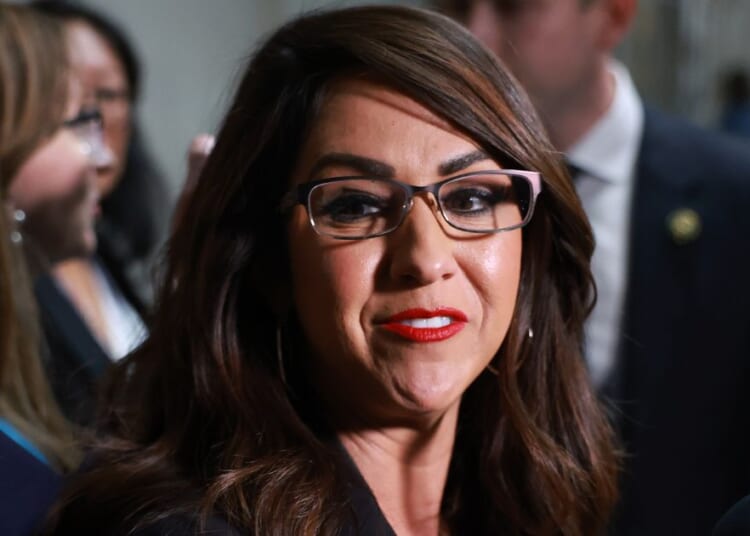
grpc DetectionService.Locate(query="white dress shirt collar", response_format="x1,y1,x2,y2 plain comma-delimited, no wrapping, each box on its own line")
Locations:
567,59,644,185
567,60,645,388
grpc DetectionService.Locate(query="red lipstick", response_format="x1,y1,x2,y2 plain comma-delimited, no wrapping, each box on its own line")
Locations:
380,307,467,342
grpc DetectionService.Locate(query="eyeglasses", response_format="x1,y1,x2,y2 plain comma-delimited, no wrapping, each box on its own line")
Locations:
63,108,111,166
281,170,542,240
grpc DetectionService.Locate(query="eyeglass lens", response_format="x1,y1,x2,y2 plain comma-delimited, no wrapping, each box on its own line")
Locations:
307,173,531,238
64,109,111,166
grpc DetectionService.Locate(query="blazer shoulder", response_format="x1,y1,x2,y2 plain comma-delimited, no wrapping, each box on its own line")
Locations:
641,106,750,182
0,431,61,536
637,107,750,200
130,515,240,536
713,495,750,536
52,513,240,536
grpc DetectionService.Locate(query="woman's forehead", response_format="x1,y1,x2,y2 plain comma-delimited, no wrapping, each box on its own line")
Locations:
309,78,476,151
329,78,451,124
292,78,487,180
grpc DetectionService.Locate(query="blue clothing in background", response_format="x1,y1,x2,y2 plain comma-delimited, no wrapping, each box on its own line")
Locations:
0,424,61,535
0,418,50,466
720,103,750,140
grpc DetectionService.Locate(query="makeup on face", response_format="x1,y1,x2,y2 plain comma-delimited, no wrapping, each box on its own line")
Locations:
288,78,523,418
378,307,467,342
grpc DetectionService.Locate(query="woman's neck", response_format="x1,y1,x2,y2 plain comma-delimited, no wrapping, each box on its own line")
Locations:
339,407,459,536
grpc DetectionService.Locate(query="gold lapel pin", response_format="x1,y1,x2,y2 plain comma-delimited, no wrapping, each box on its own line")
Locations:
666,208,701,245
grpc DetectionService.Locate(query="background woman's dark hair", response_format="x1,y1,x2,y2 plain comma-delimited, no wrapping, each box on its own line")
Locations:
48,6,618,535
34,0,169,262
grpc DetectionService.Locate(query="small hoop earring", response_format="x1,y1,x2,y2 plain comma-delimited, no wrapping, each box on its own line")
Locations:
276,325,287,385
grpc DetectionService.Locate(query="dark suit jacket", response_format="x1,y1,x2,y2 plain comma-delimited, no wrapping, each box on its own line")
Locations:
714,495,750,536
35,273,111,427
0,430,61,536
51,445,397,536
128,481,396,536
609,107,750,535
34,227,147,426
35,233,148,427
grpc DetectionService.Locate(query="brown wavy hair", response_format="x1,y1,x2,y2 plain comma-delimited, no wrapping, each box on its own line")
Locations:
0,4,80,473
49,6,617,534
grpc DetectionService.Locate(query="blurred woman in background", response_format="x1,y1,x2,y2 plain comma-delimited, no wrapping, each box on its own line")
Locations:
0,4,98,532
31,1,169,425
34,1,168,299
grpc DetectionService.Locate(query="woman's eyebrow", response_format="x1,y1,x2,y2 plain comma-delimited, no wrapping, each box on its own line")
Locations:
438,150,490,176
308,152,395,178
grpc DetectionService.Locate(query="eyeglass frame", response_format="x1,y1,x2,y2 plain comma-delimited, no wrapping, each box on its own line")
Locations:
62,107,103,130
280,169,542,240
62,107,109,165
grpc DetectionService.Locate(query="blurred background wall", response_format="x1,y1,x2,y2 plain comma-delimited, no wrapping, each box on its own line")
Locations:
54,0,750,196
620,0,750,125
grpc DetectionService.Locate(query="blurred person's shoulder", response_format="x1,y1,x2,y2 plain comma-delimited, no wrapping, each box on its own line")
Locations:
0,426,61,536
640,104,750,193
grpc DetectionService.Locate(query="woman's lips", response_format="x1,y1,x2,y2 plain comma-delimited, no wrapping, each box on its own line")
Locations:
380,307,467,342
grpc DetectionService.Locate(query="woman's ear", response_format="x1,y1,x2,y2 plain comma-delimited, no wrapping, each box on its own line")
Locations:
596,0,638,51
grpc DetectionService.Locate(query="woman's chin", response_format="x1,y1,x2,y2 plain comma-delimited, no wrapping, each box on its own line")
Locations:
389,366,475,418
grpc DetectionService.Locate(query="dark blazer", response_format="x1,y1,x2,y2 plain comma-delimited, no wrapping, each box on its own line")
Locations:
35,233,148,427
714,495,750,536
608,107,750,535
52,447,396,536
35,273,111,427
96,225,150,321
0,430,61,536
129,484,396,536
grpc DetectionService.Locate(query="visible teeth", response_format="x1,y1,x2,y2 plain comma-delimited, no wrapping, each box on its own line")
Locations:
399,316,452,328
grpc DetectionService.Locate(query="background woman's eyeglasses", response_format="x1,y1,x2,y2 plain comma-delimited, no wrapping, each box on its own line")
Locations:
282,170,542,240
63,108,111,166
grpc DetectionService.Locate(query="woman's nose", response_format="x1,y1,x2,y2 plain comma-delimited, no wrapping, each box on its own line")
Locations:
81,122,115,171
387,197,458,285
92,142,115,173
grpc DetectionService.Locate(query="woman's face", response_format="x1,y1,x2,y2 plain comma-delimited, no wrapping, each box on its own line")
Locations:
9,82,99,264
286,79,523,426
67,20,131,197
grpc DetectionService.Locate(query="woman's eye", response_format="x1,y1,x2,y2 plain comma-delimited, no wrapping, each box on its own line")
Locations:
442,186,510,214
321,193,386,222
